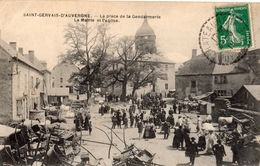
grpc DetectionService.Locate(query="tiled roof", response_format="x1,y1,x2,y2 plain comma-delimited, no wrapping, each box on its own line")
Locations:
0,38,46,73
244,85,260,101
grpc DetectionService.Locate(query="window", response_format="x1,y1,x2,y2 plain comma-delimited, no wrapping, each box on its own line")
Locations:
165,83,168,90
60,78,63,83
60,86,63,88
165,64,168,71
31,76,34,88
36,77,39,85
66,86,73,93
191,81,196,88
215,90,227,96
25,74,27,92
214,75,227,84
16,100,23,115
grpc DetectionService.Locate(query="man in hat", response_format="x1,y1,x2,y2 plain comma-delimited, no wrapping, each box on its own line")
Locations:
173,126,184,149
196,116,202,132
212,139,226,166
185,137,198,166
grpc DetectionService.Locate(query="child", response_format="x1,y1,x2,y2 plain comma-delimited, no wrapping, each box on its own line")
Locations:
89,121,92,135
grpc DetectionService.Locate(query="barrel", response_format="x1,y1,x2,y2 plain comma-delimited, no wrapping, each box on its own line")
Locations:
29,110,45,122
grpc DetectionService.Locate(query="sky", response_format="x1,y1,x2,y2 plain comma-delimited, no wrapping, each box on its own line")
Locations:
0,1,260,70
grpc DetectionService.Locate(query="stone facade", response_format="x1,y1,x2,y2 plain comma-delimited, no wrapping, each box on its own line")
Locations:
176,75,213,100
0,38,51,124
175,50,255,100
0,47,13,124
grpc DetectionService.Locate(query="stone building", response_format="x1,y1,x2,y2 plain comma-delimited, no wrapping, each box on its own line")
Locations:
51,62,78,93
0,38,51,124
50,62,79,105
175,49,260,100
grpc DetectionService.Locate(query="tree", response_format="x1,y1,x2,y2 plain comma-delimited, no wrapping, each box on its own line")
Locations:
130,61,163,97
60,22,114,103
107,36,160,101
237,50,260,84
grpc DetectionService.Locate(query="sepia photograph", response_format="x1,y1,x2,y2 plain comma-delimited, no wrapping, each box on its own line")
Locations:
0,1,260,166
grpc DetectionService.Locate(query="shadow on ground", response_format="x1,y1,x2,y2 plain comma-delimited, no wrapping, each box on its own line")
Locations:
222,161,237,166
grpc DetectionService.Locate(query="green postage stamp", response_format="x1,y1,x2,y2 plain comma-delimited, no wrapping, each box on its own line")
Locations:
215,4,253,50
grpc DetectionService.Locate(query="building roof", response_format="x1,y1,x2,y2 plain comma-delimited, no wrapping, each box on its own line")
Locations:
213,64,247,74
192,92,214,100
0,38,47,73
176,54,215,75
135,17,155,37
176,50,251,76
243,85,260,101
49,88,69,96
52,62,79,71
140,53,175,64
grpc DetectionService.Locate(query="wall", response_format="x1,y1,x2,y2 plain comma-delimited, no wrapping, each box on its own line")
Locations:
232,86,260,112
175,75,213,100
12,60,44,120
0,47,13,124
213,73,250,96
51,63,78,93
156,63,175,96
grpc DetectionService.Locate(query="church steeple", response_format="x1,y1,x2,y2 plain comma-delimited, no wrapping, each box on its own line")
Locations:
135,14,157,54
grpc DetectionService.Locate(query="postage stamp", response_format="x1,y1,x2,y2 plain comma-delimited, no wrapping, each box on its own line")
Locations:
199,4,253,65
215,4,253,50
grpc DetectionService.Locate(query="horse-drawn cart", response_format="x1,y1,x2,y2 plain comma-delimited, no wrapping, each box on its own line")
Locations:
217,113,260,146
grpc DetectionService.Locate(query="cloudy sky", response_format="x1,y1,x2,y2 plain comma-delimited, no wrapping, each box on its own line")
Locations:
1,1,260,70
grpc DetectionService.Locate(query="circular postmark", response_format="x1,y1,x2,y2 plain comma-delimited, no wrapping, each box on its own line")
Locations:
199,13,252,65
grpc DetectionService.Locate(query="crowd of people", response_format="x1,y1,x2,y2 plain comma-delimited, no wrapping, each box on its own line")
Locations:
92,93,260,166
74,111,92,135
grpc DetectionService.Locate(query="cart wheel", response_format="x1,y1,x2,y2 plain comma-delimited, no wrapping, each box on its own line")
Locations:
66,153,75,164
72,141,81,155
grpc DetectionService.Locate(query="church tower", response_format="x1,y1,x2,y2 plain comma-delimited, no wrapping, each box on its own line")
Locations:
135,16,157,54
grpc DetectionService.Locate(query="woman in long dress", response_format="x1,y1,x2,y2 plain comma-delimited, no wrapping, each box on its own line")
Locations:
206,130,217,154
143,121,156,139
137,120,144,140
197,130,206,151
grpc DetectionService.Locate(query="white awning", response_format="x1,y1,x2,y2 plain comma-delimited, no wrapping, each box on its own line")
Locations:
0,125,20,137
49,88,69,96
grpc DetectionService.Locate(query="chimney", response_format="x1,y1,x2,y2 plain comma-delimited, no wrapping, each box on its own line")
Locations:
10,42,17,50
192,49,197,58
215,52,219,64
18,48,23,55
28,50,35,64
40,61,47,68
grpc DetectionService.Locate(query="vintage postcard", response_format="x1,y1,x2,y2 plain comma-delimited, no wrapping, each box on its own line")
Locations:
0,1,260,166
